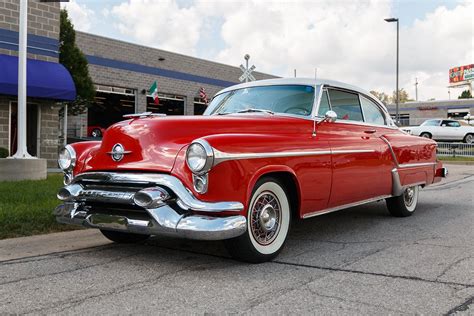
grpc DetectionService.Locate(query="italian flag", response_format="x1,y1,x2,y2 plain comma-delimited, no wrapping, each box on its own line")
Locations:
149,81,159,105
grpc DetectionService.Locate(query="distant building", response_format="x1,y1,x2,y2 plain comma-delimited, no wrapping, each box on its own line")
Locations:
387,99,474,126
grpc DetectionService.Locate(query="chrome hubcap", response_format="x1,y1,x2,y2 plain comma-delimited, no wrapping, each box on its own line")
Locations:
251,192,281,245
467,135,473,143
404,186,415,207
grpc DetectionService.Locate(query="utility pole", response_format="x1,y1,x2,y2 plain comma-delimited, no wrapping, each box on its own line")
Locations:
415,77,418,101
12,0,31,158
385,17,399,124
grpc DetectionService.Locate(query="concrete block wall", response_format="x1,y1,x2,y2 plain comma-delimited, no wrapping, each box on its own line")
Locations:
0,97,10,151
0,0,60,62
38,101,60,166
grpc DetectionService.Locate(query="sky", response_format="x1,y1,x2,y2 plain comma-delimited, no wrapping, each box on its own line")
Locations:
62,0,474,101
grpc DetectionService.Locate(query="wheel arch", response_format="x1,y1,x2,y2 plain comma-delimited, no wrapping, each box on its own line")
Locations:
246,166,301,219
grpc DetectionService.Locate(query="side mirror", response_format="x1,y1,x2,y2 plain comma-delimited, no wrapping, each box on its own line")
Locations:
313,110,337,136
325,110,337,123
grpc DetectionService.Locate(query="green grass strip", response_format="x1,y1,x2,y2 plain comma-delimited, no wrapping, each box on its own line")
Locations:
0,174,78,240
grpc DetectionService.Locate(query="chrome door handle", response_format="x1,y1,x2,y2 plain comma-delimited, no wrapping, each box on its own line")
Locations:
364,129,377,134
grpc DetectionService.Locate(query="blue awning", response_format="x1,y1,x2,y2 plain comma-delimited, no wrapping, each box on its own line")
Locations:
0,54,76,101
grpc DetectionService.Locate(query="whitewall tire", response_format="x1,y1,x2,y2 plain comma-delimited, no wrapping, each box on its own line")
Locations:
386,185,419,217
224,177,291,263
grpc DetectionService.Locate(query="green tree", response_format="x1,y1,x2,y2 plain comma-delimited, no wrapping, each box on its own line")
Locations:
370,90,391,104
392,88,412,103
458,89,472,99
59,9,95,115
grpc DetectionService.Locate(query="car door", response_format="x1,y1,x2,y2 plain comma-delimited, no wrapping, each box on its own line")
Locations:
440,120,461,141
318,88,392,208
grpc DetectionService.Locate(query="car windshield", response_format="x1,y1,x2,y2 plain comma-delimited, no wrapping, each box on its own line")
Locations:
206,85,315,117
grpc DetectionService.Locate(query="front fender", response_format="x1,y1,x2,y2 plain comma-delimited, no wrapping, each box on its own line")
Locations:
245,164,301,214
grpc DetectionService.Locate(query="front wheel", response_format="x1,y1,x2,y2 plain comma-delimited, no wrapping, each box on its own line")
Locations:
420,132,431,139
224,177,291,263
100,229,150,243
386,185,419,217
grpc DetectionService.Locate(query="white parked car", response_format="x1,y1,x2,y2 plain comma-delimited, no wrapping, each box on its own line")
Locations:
403,119,474,143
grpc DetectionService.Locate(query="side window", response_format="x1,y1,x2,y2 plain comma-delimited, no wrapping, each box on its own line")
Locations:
360,96,386,125
318,90,331,117
442,120,460,127
327,89,363,121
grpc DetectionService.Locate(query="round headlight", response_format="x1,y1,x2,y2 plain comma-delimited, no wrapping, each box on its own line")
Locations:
186,140,214,174
58,145,76,171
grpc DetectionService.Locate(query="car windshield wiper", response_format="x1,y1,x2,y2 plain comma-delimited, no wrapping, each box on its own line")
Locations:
235,108,274,115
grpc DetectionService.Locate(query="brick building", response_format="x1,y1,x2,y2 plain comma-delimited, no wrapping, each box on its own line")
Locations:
0,2,275,167
0,0,75,167
69,32,275,138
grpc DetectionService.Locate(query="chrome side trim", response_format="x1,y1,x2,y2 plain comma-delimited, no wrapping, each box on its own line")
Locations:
380,135,399,167
398,162,437,168
212,148,375,167
331,149,375,154
302,195,392,219
213,148,331,166
391,168,403,196
71,172,244,212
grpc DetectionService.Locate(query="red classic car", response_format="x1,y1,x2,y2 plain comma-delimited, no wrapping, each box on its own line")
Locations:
55,78,447,263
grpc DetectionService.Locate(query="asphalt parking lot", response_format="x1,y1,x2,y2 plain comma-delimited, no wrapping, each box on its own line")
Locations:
0,164,473,315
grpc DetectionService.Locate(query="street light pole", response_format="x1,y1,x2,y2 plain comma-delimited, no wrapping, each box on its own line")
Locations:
385,17,399,124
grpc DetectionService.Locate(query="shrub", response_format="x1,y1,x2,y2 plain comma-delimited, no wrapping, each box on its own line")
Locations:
0,147,8,158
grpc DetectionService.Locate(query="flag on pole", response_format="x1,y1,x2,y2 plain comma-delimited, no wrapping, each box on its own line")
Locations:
199,87,208,105
149,81,159,105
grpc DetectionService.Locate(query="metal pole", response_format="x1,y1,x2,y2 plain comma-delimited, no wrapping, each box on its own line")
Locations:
245,58,249,83
415,77,418,101
63,104,68,146
294,69,296,78
396,20,399,124
12,0,31,158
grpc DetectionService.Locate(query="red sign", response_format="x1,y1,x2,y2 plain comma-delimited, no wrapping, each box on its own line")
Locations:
449,64,474,84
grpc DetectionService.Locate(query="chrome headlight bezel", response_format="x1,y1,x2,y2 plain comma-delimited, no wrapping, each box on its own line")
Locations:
185,139,214,175
58,145,76,172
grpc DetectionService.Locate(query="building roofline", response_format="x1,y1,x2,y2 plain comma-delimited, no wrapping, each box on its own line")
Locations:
76,31,276,78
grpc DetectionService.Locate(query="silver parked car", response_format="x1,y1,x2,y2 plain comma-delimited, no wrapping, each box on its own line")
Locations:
403,119,474,143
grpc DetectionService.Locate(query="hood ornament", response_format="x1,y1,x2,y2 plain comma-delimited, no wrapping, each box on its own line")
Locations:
107,143,131,162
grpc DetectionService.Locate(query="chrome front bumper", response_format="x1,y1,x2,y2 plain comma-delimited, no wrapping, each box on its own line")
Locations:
54,172,247,241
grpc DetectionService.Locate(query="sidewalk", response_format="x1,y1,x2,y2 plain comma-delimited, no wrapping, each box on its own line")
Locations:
0,229,109,262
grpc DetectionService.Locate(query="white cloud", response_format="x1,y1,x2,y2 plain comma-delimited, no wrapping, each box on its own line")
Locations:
104,0,472,101
61,0,95,32
111,0,203,55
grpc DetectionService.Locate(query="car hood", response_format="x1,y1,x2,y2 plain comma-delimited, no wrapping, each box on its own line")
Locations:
81,114,309,173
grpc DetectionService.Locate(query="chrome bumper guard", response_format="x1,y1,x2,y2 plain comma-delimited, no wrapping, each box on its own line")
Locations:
54,172,247,241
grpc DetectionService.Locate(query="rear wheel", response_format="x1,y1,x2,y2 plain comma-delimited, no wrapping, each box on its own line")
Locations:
386,186,419,217
224,177,291,263
100,230,150,243
464,133,473,144
420,132,431,139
